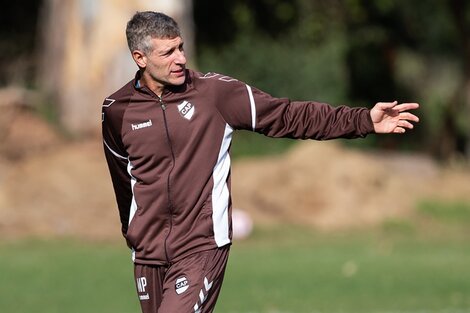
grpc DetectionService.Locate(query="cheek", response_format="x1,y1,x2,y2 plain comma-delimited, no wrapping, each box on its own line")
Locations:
147,56,164,69
148,63,165,77
154,61,170,73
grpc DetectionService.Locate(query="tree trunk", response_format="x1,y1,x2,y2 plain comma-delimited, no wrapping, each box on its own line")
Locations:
37,0,194,136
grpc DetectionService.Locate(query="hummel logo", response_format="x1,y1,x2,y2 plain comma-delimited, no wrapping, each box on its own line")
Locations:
178,101,195,120
193,277,213,313
131,119,153,131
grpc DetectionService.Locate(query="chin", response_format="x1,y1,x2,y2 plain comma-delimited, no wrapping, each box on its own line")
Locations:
173,77,186,86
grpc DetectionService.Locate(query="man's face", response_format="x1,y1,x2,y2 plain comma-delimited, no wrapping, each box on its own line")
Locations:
140,36,186,94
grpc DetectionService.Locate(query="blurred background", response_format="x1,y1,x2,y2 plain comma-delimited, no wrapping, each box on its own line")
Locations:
0,0,469,312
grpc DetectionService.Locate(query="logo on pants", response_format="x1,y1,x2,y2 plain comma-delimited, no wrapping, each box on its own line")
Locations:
175,276,189,295
137,277,150,300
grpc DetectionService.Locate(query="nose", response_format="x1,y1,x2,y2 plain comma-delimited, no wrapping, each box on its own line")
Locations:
175,49,186,65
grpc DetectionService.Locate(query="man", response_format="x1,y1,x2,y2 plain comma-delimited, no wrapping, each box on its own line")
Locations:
102,11,419,313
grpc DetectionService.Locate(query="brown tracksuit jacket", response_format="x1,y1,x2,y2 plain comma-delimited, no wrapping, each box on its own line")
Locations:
102,69,374,266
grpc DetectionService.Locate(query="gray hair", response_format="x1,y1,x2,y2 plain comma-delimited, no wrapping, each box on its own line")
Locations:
126,11,181,54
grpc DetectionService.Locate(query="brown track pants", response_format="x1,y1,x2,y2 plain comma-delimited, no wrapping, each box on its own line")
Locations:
134,246,230,313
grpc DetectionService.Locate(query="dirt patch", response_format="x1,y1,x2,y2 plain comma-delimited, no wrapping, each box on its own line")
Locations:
0,140,121,241
1,115,470,240
0,106,120,241
232,142,470,230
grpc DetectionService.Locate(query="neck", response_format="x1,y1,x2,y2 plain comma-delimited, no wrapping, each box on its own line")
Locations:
139,71,164,97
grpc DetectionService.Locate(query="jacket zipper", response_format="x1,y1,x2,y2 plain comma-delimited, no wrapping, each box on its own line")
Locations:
159,97,176,265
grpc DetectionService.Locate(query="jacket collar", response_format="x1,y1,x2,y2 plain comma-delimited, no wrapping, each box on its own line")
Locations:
132,69,193,98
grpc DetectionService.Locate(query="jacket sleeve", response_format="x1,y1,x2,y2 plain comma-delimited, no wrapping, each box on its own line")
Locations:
214,78,375,140
101,99,132,240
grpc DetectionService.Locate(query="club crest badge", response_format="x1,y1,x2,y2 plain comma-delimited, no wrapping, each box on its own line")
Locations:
175,276,189,295
178,100,195,120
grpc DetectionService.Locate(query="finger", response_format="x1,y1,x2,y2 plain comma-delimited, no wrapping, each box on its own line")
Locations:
393,127,406,134
399,112,420,123
394,102,420,112
376,101,398,110
397,120,414,129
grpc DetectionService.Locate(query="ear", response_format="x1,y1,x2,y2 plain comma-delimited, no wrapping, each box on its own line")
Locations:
132,50,147,68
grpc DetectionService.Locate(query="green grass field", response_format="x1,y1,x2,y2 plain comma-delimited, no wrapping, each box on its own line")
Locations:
3,131,468,312
1,213,470,313
219,227,470,313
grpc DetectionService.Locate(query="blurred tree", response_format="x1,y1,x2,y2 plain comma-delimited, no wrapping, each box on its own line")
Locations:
338,0,470,158
37,0,194,136
0,0,41,86
194,0,470,159
442,0,470,160
195,0,347,102
338,1,418,151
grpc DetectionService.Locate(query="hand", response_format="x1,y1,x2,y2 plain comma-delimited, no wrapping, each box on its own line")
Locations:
370,101,420,134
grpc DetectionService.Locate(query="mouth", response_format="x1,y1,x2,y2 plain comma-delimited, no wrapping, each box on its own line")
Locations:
171,68,185,77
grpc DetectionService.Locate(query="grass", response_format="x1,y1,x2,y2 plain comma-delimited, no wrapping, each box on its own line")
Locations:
1,201,470,313
0,240,138,313
417,200,470,223
1,231,469,313
219,227,470,313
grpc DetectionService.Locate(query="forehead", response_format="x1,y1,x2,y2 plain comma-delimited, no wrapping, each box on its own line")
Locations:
151,36,183,52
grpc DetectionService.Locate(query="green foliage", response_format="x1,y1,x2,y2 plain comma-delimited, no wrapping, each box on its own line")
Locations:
0,1,41,86
36,97,60,126
197,2,353,158
198,32,348,103
194,0,470,157
197,5,352,159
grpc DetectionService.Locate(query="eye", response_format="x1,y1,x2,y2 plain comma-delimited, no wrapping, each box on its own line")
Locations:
160,48,173,57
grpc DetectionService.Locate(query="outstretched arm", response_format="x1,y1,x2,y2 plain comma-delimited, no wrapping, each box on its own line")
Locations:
370,101,420,134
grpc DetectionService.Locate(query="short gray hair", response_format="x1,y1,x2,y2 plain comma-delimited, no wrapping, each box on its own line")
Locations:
126,11,181,54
